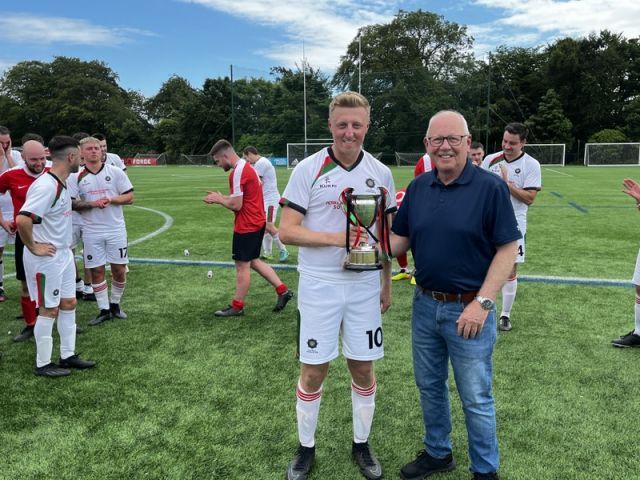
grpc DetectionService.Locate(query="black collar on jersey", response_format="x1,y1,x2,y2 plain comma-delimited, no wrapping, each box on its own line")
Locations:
47,171,67,189
504,151,525,163
84,162,105,175
328,146,364,172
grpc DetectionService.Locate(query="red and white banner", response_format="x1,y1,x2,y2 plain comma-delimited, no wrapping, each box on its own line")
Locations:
124,157,158,166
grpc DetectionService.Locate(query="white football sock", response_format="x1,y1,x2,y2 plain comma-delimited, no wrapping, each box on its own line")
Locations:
296,381,322,448
352,380,376,443
500,277,518,318
34,316,55,368
634,295,640,335
57,309,76,360
272,233,286,252
92,280,110,310
110,279,126,305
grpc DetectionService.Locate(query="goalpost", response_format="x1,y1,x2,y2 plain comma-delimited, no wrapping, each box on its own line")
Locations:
524,144,566,166
395,152,425,168
584,143,640,166
286,142,332,169
179,154,212,166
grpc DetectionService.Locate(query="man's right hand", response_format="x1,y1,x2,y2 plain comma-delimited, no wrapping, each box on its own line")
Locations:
0,219,16,234
30,242,56,257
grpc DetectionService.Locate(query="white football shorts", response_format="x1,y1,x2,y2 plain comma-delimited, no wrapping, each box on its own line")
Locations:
83,230,129,268
632,248,640,286
0,225,16,247
297,273,383,365
24,247,75,308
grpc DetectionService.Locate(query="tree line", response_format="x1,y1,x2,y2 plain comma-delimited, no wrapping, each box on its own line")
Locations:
1,10,638,163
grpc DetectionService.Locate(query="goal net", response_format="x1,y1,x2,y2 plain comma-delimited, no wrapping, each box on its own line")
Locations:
584,143,640,166
395,152,425,168
524,144,565,166
179,154,213,166
286,143,332,169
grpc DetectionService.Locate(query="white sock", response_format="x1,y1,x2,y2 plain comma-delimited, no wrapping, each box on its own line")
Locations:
92,280,110,310
634,295,640,335
352,380,377,443
272,233,286,252
501,277,518,318
263,234,273,256
110,279,126,305
34,315,55,368
75,279,83,292
296,381,322,448
57,309,76,360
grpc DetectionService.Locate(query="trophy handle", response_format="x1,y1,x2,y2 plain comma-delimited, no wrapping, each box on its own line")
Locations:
341,188,355,253
377,187,392,261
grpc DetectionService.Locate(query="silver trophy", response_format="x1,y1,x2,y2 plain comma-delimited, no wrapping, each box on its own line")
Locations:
341,188,389,271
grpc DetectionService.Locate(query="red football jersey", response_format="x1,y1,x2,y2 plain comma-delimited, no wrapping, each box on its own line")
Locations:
0,165,50,221
414,154,435,178
228,158,265,233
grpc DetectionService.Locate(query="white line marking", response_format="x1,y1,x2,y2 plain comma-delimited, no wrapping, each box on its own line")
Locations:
128,206,174,246
543,167,573,177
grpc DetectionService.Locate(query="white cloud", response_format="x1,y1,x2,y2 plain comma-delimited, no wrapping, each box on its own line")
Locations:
184,0,397,69
0,14,156,46
0,59,17,74
472,0,640,43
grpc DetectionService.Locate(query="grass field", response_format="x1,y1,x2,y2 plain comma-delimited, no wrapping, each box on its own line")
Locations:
1,165,640,480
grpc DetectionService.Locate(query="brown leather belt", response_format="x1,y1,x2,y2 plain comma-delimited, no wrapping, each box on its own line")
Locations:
420,288,478,304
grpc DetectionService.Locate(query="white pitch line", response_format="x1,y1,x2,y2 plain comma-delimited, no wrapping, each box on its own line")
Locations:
128,206,174,246
543,167,573,177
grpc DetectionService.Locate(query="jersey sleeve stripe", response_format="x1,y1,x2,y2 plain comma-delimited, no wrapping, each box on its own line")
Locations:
18,210,42,224
121,188,134,194
311,155,336,187
280,198,306,215
489,153,505,167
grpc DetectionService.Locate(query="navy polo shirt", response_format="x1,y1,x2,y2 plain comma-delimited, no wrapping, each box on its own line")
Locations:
392,160,521,292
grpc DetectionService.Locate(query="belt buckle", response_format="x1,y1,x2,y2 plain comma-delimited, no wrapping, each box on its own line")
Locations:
431,290,447,302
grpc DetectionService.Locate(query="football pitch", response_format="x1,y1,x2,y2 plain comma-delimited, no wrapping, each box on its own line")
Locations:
1,165,640,479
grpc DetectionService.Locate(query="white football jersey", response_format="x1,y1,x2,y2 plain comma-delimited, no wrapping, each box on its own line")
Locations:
19,172,72,249
68,164,133,235
281,147,396,283
481,151,541,230
253,156,280,204
105,152,127,171
0,153,20,216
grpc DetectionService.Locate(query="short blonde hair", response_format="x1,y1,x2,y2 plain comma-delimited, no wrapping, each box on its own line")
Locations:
79,136,100,147
329,91,371,117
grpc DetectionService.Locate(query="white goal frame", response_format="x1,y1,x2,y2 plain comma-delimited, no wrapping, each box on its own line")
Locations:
524,144,566,166
286,143,332,169
584,143,640,167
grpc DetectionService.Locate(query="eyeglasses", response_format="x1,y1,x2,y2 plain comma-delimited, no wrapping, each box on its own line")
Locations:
427,135,469,147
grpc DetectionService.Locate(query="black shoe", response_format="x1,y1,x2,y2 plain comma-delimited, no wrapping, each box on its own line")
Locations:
59,354,96,369
110,303,127,319
612,331,640,348
34,363,71,377
473,473,499,480
400,450,456,479
13,325,34,342
273,290,294,312
352,441,383,480
285,444,315,480
498,316,512,331
88,309,112,326
76,326,84,335
83,292,96,301
76,290,84,299
214,305,244,317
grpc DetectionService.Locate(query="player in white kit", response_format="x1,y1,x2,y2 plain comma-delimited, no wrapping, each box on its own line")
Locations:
243,146,289,262
481,123,541,331
280,92,395,480
93,133,128,172
0,126,20,302
16,136,96,377
68,137,134,326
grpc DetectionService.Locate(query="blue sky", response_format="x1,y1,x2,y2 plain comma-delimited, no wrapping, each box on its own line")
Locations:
2,0,638,97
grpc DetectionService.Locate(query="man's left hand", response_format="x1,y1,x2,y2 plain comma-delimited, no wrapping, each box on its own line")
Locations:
203,191,223,204
456,301,489,339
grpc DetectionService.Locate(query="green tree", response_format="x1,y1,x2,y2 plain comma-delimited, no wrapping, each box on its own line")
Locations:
588,129,628,143
526,88,573,145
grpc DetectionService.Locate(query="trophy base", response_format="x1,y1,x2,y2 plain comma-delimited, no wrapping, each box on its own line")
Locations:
344,263,383,271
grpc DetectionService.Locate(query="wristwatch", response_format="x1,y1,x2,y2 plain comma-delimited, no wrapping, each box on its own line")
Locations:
475,295,495,311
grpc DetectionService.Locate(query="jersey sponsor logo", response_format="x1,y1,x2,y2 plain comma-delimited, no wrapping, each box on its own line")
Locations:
318,176,337,189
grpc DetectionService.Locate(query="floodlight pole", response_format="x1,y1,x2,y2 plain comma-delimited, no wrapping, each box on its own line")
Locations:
230,64,236,145
303,42,308,154
485,53,491,150
358,32,362,94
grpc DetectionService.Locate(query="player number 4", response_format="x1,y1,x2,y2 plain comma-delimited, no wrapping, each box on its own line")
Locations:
518,245,523,257
366,327,383,349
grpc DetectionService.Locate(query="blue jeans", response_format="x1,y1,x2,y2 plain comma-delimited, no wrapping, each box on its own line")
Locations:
411,288,499,474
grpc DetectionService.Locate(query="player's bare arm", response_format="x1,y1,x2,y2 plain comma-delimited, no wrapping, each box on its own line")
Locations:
108,191,134,206
15,214,56,257
203,191,242,211
72,198,108,211
499,164,539,205
623,178,640,204
280,206,359,248
456,240,518,339
388,232,411,259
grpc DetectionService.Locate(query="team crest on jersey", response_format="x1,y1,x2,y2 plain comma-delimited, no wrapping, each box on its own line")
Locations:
515,168,521,174
53,289,59,296
87,255,93,260
306,338,318,354
105,176,111,182
366,178,375,188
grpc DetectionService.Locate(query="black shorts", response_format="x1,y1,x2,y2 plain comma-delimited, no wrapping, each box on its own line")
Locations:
14,233,26,281
232,226,265,262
